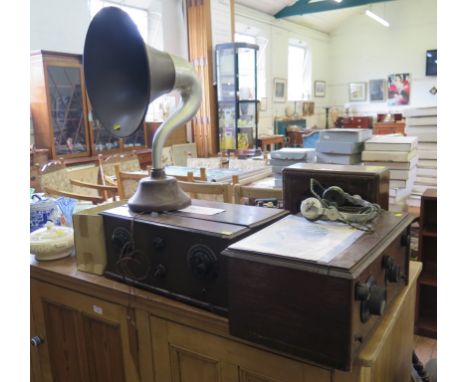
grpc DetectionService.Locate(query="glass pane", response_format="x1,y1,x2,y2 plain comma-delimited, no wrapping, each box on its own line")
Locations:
91,118,120,153
47,66,88,155
122,123,146,149
216,47,235,102
219,103,236,151
237,101,257,149
238,47,256,101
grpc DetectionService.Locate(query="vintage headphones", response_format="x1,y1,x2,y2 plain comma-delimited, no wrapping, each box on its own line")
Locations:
300,179,382,230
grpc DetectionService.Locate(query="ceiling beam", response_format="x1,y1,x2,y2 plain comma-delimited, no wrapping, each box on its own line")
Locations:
275,0,394,19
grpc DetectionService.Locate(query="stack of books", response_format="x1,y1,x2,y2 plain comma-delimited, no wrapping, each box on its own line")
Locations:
315,128,372,165
362,135,418,211
270,148,316,188
404,107,437,209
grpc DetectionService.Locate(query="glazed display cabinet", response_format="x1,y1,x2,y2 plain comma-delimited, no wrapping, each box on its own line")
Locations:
31,50,149,161
215,42,259,152
31,51,92,159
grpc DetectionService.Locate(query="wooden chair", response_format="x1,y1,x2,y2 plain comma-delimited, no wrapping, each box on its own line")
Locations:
233,184,283,206
231,167,273,186
171,168,207,182
40,161,117,204
114,164,150,200
178,180,231,203
98,151,142,184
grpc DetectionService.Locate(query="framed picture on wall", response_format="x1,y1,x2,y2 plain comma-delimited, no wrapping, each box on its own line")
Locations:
273,78,287,103
369,79,386,102
314,81,326,97
387,73,411,106
349,82,367,102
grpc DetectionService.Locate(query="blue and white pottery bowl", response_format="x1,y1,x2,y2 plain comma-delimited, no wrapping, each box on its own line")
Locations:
30,194,60,232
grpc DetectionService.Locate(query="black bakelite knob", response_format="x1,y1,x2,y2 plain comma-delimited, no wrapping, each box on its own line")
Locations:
154,264,167,278
111,227,131,251
355,282,370,301
368,285,387,316
187,244,218,280
153,237,165,250
387,264,401,283
383,256,401,283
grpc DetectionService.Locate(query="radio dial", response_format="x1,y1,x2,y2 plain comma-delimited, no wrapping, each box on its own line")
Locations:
368,285,387,316
355,282,370,301
357,276,387,322
153,237,166,250
383,255,401,283
111,227,132,251
187,244,218,280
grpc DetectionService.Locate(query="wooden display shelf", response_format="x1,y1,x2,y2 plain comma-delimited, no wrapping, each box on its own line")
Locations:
419,272,437,287
415,315,437,338
421,228,437,237
415,189,437,338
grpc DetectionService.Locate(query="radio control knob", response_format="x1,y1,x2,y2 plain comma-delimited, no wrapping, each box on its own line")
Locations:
111,227,131,251
383,256,401,283
187,244,218,280
355,282,370,301
400,231,411,247
368,285,387,316
154,264,167,278
387,264,401,283
153,237,165,250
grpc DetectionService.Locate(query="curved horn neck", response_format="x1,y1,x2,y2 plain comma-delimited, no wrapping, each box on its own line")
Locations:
151,55,202,170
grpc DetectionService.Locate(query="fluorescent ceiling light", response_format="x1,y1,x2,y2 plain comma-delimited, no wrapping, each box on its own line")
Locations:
365,9,390,27
307,0,342,3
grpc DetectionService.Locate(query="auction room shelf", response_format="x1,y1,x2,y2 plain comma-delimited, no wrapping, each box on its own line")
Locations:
415,188,437,338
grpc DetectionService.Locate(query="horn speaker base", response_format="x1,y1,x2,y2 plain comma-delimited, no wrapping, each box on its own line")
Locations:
128,169,191,213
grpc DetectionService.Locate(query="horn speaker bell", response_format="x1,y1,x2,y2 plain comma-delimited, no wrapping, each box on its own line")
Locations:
83,6,202,212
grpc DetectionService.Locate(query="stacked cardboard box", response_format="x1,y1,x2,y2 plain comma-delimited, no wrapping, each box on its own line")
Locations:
315,128,372,165
362,135,418,212
270,148,316,188
404,107,437,209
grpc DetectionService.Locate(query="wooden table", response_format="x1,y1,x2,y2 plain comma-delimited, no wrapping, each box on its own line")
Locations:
30,251,421,382
258,135,285,152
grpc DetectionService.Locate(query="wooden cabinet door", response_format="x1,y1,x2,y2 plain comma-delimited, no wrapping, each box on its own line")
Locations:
30,279,143,382
150,316,331,382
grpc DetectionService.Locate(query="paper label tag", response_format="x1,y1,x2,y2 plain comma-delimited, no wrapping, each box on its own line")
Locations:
178,205,225,215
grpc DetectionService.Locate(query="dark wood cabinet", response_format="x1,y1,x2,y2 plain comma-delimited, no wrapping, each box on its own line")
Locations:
415,188,437,338
373,122,406,135
335,116,372,129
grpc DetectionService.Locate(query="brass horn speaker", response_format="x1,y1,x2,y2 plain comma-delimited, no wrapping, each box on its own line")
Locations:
83,6,201,212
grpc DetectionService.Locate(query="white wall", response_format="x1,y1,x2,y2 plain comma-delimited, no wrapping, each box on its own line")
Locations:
30,0,186,55
328,0,437,115
30,0,91,53
235,4,330,134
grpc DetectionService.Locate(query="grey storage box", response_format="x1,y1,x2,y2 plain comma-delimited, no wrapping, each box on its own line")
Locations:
319,128,372,143
316,141,364,155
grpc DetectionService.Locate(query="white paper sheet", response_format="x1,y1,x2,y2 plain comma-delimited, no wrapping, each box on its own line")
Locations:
228,215,364,264
178,205,225,215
